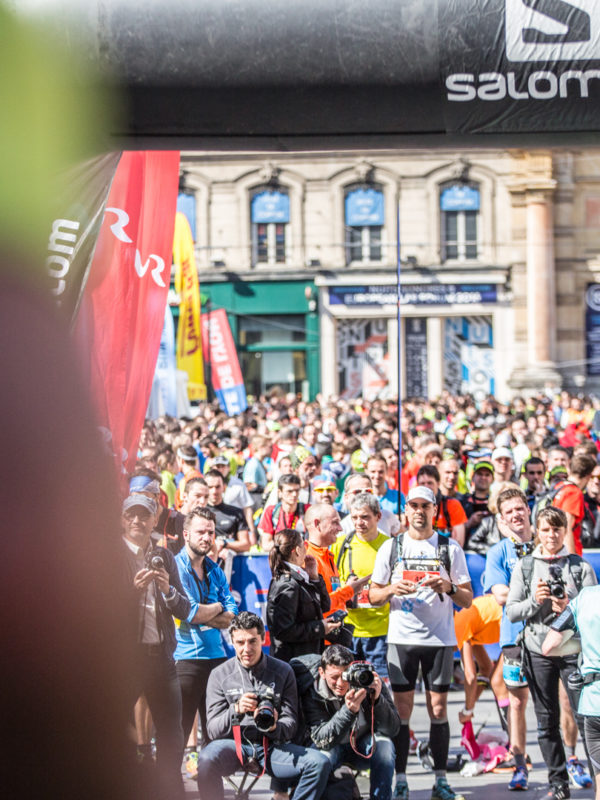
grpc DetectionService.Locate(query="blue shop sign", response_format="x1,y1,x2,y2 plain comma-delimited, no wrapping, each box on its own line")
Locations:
329,283,498,307
441,185,480,212
585,284,600,376
251,190,290,223
345,188,384,226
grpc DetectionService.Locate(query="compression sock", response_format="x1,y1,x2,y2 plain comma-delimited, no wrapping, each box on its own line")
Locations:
514,752,527,769
566,744,576,758
394,721,411,773
429,719,450,772
497,697,510,733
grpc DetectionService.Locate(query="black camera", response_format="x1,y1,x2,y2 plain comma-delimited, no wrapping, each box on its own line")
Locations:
547,564,565,599
254,688,276,733
328,609,348,624
145,550,165,571
342,661,376,689
514,541,534,559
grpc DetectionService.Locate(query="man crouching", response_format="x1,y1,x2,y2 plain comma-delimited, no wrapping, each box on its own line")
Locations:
293,644,400,800
196,612,331,800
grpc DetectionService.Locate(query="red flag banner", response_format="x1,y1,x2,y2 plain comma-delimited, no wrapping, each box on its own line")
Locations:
201,309,248,416
74,151,180,474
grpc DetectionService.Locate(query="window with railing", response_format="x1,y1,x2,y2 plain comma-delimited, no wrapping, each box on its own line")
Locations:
344,185,384,265
251,188,290,266
440,183,480,262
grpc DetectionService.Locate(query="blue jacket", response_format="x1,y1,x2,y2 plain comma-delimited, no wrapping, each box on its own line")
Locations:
174,548,238,660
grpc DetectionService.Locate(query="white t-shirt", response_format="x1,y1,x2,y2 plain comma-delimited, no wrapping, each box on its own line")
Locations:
371,532,471,647
224,476,252,510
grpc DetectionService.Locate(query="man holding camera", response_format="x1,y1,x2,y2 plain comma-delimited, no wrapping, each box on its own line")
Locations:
121,494,191,799
174,507,238,752
196,612,331,800
369,486,472,800
294,644,400,800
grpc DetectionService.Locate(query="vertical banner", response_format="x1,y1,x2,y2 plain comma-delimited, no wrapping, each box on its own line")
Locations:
586,284,600,377
46,152,122,325
148,305,178,418
404,318,428,398
201,309,248,416
173,211,206,400
73,151,180,473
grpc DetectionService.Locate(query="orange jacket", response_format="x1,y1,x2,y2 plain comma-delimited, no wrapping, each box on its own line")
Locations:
305,540,354,616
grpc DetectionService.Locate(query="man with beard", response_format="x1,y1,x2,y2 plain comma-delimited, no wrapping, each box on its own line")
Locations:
175,508,238,754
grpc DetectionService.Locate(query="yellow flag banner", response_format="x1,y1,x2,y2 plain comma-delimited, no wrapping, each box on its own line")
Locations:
173,211,206,400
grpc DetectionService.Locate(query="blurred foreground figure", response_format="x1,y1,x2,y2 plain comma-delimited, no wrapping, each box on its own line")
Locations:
0,6,139,800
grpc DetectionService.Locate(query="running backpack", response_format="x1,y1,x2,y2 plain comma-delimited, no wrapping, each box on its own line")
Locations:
387,533,452,578
519,553,585,596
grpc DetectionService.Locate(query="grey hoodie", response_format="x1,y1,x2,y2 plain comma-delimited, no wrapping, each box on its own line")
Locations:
506,545,597,656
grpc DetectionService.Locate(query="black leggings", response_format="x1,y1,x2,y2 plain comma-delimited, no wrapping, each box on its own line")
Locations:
584,716,600,777
523,649,590,786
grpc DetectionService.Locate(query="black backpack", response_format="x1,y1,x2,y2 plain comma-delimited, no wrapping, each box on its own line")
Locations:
531,480,573,528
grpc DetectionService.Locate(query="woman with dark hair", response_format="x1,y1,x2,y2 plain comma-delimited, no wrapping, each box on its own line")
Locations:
266,528,340,662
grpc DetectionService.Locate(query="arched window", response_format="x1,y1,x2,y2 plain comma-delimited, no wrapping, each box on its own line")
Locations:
440,182,480,262
250,187,290,266
344,185,384,265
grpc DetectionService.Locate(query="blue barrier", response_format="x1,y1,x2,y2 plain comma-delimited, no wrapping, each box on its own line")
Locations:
229,549,600,658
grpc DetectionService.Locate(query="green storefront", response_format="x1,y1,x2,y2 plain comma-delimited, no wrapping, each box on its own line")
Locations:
200,279,320,401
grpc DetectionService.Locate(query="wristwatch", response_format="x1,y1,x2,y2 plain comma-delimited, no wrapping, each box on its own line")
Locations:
446,583,458,596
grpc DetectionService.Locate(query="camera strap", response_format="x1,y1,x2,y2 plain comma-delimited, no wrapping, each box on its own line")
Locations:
349,696,376,759
232,724,268,777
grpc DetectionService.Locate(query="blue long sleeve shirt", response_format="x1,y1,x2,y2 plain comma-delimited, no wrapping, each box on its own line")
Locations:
174,549,238,661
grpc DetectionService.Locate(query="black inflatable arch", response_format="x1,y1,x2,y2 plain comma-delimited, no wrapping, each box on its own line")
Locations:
17,0,600,149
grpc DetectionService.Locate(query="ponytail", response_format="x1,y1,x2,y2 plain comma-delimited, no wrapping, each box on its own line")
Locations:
269,528,303,578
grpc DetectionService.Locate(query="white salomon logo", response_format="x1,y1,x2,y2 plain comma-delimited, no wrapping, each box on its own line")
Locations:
506,0,600,62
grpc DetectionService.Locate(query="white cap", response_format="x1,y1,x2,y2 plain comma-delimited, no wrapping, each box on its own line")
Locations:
406,486,437,505
492,446,514,461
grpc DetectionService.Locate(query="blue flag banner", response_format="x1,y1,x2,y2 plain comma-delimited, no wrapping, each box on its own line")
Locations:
153,305,178,417
345,187,384,226
440,185,480,211
177,192,197,241
251,190,290,223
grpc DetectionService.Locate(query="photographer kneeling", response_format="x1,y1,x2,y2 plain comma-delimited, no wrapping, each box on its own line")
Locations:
506,506,597,800
293,644,400,800
196,612,331,800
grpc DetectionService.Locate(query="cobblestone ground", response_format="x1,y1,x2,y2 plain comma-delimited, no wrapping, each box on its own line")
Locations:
183,687,595,799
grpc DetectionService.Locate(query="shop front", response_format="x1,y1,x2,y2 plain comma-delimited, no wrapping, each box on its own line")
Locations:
317,272,512,401
200,279,320,400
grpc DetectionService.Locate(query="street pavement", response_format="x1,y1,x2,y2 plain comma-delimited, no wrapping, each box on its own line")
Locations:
183,686,596,799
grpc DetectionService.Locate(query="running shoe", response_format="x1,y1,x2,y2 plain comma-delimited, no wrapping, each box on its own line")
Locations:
547,783,570,800
393,780,409,800
567,757,593,789
508,766,528,791
493,751,533,773
431,778,465,800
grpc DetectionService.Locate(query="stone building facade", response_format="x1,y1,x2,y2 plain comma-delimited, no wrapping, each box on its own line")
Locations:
178,148,600,402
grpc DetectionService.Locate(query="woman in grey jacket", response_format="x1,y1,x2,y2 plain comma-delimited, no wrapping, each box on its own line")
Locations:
506,506,597,800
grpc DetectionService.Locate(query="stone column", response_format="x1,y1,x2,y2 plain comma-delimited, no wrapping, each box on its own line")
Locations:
509,154,561,393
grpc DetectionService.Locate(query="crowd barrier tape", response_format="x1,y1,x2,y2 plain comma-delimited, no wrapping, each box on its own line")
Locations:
229,550,600,659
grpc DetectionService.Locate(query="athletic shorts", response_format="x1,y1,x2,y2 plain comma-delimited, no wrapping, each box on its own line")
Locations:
584,716,600,775
387,643,454,693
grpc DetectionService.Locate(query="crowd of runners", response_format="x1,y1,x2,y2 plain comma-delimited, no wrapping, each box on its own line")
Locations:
122,390,600,800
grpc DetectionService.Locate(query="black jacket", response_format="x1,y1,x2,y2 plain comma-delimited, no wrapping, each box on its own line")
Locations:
291,653,400,750
267,571,331,662
206,653,299,745
465,513,501,555
122,540,190,657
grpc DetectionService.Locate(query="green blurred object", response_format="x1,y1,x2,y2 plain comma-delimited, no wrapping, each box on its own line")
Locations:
0,2,114,269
